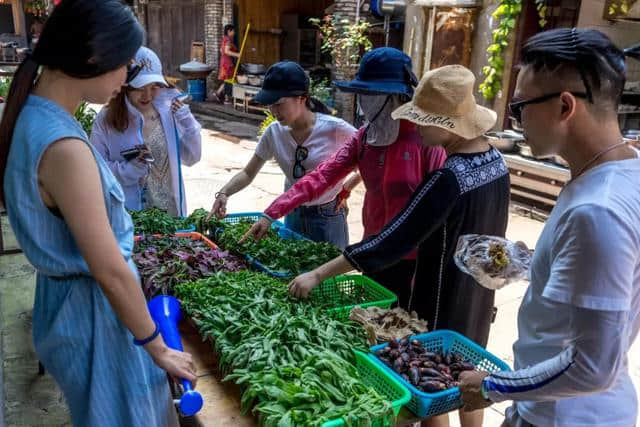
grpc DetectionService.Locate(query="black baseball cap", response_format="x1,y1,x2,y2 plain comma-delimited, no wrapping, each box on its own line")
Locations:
253,61,309,105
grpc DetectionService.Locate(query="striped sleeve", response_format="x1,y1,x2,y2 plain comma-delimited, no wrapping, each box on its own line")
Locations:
343,169,459,273
485,307,628,403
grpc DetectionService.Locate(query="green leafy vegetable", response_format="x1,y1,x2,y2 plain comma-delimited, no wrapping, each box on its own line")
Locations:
207,219,341,277
175,272,393,426
129,208,194,235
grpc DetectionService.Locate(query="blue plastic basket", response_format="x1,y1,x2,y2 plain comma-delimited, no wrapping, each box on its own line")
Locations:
369,330,511,419
176,224,196,233
221,212,307,278
222,212,306,240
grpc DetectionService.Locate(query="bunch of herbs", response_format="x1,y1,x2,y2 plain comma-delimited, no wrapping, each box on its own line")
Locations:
175,272,393,426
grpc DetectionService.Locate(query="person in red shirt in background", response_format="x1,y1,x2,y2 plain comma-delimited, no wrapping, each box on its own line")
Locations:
241,47,446,307
214,24,240,103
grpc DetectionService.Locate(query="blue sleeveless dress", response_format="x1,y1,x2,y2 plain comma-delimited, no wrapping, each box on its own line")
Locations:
3,95,178,426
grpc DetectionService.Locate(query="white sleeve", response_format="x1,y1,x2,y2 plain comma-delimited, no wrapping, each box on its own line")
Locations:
255,124,275,161
89,113,148,185
543,204,637,311
174,105,202,166
485,306,628,402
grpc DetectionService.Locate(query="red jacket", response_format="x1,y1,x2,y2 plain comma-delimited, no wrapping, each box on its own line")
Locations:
264,120,447,256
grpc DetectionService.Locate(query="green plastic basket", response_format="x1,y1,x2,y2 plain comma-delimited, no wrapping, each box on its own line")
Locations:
310,275,398,322
322,350,411,427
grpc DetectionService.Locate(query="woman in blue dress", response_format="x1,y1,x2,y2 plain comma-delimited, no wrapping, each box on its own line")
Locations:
0,1,196,426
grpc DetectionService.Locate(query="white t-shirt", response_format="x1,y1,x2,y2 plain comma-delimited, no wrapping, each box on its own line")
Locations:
255,113,356,206
512,158,640,426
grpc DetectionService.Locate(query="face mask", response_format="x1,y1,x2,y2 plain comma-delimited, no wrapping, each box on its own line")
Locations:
358,94,401,147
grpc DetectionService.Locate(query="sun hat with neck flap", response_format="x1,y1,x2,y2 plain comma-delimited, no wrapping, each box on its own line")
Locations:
391,65,497,139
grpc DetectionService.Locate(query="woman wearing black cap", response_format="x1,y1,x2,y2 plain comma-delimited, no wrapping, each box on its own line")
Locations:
209,61,357,249
241,48,447,308
0,1,194,425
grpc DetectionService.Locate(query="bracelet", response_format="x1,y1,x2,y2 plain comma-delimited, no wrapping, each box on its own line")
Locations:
215,192,228,199
262,213,275,223
481,378,491,401
133,321,161,346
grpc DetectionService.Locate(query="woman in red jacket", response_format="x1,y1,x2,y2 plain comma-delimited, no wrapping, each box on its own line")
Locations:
241,48,446,307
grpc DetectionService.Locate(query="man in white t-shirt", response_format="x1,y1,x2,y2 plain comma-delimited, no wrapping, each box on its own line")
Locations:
459,28,640,427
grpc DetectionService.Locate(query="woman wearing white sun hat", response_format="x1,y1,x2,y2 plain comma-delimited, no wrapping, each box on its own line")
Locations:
288,64,511,427
91,46,202,217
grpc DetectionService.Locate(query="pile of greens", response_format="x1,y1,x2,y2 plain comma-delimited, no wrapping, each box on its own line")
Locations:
175,272,393,426
189,212,342,276
129,208,194,235
133,235,245,298
185,208,216,235
227,351,393,427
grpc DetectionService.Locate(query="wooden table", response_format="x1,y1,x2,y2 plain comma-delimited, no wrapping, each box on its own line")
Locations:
181,321,421,426
231,83,268,115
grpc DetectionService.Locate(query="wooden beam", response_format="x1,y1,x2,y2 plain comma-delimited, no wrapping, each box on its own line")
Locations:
11,0,27,46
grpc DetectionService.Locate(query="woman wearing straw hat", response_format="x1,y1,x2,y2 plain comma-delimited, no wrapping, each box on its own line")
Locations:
240,48,446,306
289,64,510,427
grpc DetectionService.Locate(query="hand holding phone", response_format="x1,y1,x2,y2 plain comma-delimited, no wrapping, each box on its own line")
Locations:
120,147,141,161
171,94,191,114
136,145,154,163
120,144,154,163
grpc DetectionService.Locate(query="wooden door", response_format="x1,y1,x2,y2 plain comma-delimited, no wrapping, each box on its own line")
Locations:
145,0,205,77
430,7,477,69
503,0,582,128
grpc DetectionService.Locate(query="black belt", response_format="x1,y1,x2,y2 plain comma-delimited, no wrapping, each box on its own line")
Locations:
294,197,340,215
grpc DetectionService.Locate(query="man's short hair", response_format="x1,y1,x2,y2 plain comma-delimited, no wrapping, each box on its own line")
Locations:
521,28,626,108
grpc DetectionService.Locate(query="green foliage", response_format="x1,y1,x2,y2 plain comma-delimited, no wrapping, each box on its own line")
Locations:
74,102,97,136
310,77,333,106
479,0,523,101
608,0,631,16
309,14,373,68
0,77,11,99
258,111,277,137
535,0,548,27
0,79,96,136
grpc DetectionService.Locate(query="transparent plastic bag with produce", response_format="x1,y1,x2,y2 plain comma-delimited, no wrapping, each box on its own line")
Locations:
454,234,533,290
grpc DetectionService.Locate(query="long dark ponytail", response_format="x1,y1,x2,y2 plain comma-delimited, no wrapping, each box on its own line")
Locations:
305,96,331,115
0,0,143,204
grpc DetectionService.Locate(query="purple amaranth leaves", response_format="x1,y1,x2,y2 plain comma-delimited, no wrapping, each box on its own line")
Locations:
133,236,246,298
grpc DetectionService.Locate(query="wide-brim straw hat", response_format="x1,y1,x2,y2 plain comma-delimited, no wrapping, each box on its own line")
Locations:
391,65,497,139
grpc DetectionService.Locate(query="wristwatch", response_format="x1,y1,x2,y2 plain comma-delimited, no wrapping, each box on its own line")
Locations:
215,192,227,199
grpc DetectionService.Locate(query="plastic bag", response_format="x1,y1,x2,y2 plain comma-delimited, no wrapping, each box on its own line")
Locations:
454,234,533,290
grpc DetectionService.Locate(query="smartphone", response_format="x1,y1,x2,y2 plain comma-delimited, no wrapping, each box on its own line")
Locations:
120,147,141,161
176,94,191,103
120,145,155,163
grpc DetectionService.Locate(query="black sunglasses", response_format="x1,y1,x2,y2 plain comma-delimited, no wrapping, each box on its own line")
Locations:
126,62,142,85
509,92,588,125
293,146,308,179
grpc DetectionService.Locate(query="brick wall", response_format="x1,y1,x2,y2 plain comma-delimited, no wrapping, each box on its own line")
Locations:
332,0,359,123
204,0,223,98
204,0,234,99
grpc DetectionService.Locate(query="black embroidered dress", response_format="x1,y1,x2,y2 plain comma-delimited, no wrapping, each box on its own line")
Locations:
344,147,510,346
